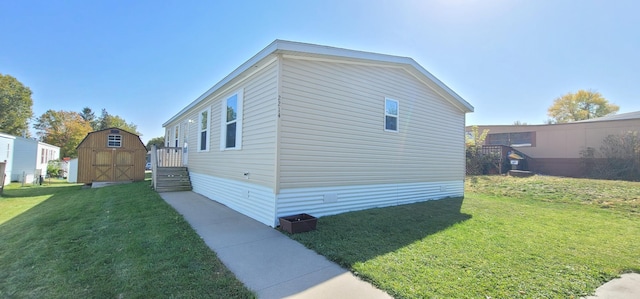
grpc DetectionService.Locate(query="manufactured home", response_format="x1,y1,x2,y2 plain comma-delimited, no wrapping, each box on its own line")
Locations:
0,133,15,185
468,111,640,177
76,128,147,184
161,40,474,227
0,132,60,185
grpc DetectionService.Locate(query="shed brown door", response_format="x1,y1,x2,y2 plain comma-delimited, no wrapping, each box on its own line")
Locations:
92,149,135,182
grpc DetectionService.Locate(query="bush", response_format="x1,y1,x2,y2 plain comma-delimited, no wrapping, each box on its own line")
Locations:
47,162,62,178
466,146,502,175
581,131,640,181
465,126,501,175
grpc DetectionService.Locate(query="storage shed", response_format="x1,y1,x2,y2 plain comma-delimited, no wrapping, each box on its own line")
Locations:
76,128,146,184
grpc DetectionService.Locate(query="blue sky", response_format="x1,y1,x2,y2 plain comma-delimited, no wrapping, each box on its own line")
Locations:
2,0,639,143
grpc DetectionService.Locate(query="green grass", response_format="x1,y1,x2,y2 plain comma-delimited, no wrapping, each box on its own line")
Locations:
466,175,640,216
0,180,254,298
287,176,640,299
0,178,74,225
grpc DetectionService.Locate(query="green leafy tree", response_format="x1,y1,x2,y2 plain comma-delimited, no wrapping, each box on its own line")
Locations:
34,110,93,158
0,74,33,136
146,136,166,151
465,125,488,147
80,107,98,130
547,90,619,123
97,108,140,135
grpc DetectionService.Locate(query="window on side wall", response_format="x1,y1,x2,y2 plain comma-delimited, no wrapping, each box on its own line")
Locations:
174,125,179,147
107,135,122,147
198,107,211,151
385,98,399,132
486,132,535,147
221,90,243,150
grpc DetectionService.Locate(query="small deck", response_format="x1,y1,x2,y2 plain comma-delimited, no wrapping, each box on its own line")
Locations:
150,146,192,192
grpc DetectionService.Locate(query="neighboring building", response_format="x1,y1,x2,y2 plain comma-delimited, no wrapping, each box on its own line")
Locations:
76,128,147,184
468,111,640,177
0,132,60,185
67,158,78,183
163,40,474,227
0,133,16,186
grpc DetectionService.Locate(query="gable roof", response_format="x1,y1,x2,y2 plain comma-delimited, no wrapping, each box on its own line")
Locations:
76,127,145,149
164,40,473,126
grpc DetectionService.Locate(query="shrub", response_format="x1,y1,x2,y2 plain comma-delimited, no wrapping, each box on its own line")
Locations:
465,126,502,175
46,161,62,178
581,131,640,181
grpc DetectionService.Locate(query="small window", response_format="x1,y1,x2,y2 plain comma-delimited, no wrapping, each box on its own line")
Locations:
108,135,122,147
174,125,179,147
198,107,211,151
221,90,243,150
486,132,535,147
385,98,399,132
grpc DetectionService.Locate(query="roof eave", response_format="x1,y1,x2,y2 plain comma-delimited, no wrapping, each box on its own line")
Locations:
163,40,281,127
163,40,474,126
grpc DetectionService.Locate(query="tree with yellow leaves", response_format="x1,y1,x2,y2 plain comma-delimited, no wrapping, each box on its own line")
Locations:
547,90,619,123
34,110,93,158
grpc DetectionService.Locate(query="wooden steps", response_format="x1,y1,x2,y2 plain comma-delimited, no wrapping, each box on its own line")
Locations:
154,167,192,192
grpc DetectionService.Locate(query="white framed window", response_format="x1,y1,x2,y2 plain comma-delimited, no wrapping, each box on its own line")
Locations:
182,121,188,144
220,90,243,150
198,107,211,152
385,98,399,132
174,125,180,147
107,134,122,147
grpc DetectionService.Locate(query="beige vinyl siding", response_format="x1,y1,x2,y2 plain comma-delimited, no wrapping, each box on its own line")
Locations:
278,58,466,190
179,60,279,189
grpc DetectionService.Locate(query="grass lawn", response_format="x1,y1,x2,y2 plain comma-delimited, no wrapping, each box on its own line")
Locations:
287,175,640,299
0,180,254,298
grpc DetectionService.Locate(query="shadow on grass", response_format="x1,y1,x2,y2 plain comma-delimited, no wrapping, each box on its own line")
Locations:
0,184,82,198
288,197,471,268
0,181,254,298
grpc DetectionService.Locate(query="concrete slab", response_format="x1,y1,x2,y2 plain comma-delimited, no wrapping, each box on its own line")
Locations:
583,273,640,299
160,191,392,299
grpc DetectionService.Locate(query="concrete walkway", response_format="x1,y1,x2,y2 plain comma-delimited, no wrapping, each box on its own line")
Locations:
159,191,392,299
160,191,639,299
584,273,640,299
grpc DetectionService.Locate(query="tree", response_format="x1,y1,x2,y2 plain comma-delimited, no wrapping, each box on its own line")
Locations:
34,110,93,158
547,90,619,123
0,74,33,136
97,108,140,135
465,125,489,147
146,136,166,151
513,121,528,126
79,107,98,130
